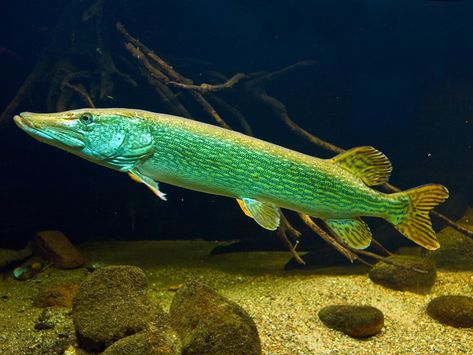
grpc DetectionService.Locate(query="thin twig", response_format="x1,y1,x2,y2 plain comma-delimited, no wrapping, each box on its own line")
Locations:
298,214,358,262
124,44,191,117
208,95,253,135
252,88,344,153
245,60,317,87
169,73,246,92
0,49,52,127
63,82,95,108
350,248,428,274
277,221,305,265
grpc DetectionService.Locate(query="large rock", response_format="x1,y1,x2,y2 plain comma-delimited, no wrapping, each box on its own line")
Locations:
102,325,181,355
169,281,261,355
318,305,384,337
427,295,473,328
428,226,473,271
72,265,166,352
369,255,436,293
34,230,84,268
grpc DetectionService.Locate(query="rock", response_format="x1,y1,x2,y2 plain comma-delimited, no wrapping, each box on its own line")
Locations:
0,244,32,270
427,295,473,328
396,246,425,257
13,257,46,280
34,230,84,269
34,283,80,308
72,265,166,352
169,281,261,355
369,255,436,293
102,325,181,355
428,226,473,271
318,305,384,338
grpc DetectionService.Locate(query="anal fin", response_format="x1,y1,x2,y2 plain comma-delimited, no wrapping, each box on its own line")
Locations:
238,198,280,230
128,169,167,201
323,217,372,249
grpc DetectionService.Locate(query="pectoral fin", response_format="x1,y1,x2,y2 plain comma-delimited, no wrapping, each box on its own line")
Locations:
128,169,167,201
236,199,252,217
238,198,280,230
323,217,372,249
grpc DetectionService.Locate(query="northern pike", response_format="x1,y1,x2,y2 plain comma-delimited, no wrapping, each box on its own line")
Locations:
13,109,449,250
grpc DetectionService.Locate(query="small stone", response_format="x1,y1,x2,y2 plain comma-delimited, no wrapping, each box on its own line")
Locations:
102,325,181,355
369,255,436,293
72,265,168,352
34,283,80,308
427,295,473,328
169,281,261,355
34,230,84,269
318,305,384,337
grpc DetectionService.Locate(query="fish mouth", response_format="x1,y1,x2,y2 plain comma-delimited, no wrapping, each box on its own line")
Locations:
13,112,86,149
13,113,35,129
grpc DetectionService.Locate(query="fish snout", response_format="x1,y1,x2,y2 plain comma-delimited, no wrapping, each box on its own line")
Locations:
13,113,36,130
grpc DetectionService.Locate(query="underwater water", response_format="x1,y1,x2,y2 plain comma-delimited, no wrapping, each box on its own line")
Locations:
0,0,472,354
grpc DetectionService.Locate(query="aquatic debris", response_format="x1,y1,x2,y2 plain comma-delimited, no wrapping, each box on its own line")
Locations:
102,325,181,355
12,257,47,280
427,295,473,328
72,265,170,352
84,261,105,272
34,283,80,308
34,230,84,269
318,305,384,338
169,281,261,355
368,255,436,293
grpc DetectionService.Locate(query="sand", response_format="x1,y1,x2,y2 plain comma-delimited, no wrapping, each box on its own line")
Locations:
0,240,472,354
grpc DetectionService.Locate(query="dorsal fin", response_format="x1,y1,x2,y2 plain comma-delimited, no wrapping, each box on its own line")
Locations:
330,146,392,186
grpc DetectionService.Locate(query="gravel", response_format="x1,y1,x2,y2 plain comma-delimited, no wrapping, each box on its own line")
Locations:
0,240,472,354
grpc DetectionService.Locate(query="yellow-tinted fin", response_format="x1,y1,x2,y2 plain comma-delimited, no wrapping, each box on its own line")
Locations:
240,197,280,230
330,146,392,186
236,199,252,217
323,217,372,249
391,184,449,250
128,169,167,201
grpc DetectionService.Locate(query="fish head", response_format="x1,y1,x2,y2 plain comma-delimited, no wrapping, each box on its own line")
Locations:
13,109,155,171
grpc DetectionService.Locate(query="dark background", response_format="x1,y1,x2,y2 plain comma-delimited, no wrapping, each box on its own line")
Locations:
0,0,472,249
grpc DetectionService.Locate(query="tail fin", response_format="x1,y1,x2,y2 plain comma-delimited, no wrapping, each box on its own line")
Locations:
392,184,449,250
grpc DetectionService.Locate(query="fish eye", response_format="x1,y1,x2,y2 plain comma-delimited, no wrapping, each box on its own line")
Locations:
79,113,94,125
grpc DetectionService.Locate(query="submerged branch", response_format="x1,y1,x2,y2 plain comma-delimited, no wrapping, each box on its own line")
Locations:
0,49,52,127
251,88,344,153
169,73,247,92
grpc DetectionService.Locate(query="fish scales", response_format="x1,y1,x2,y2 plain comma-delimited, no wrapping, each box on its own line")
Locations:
139,112,403,220
13,108,449,250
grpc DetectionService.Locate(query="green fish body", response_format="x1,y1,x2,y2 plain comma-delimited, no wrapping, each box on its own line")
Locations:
13,108,448,250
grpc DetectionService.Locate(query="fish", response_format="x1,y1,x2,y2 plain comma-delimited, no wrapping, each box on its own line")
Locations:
13,108,449,250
